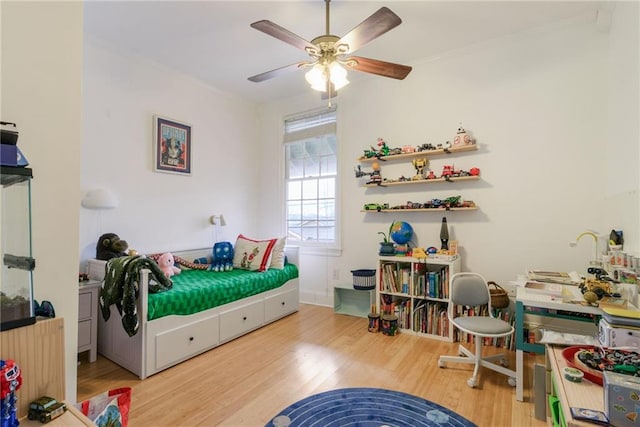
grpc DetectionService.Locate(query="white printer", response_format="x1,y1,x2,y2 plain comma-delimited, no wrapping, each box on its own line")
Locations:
599,318,640,348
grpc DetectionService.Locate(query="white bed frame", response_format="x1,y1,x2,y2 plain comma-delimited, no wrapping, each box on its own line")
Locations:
87,247,299,379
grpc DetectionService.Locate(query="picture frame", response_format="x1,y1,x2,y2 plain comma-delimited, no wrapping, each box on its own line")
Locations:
153,115,192,175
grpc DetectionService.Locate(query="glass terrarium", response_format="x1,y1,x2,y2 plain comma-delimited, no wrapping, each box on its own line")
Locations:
0,166,35,331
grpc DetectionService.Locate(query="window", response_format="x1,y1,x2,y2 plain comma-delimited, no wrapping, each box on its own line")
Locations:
284,107,338,245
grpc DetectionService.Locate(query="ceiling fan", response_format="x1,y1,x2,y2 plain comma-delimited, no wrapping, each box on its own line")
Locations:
248,0,412,97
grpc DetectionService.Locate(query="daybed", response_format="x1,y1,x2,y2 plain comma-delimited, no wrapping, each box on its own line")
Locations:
87,247,299,379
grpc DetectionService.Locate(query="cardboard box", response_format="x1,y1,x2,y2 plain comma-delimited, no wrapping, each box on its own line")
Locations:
604,371,640,426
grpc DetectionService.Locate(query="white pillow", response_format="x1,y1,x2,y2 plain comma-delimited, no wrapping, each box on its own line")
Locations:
233,234,277,272
269,237,287,269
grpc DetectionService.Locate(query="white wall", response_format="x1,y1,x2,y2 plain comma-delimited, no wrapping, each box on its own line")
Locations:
1,1,83,402
80,39,262,268
603,2,639,253
259,12,638,304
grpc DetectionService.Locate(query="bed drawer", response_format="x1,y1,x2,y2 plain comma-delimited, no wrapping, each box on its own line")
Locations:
154,315,219,371
219,300,264,343
264,287,298,322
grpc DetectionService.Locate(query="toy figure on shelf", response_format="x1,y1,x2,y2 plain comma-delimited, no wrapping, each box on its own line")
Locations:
401,145,416,154
412,158,428,180
453,123,475,147
1,360,22,427
367,163,383,185
376,137,389,156
441,165,464,180
354,162,384,186
417,143,436,152
412,247,428,259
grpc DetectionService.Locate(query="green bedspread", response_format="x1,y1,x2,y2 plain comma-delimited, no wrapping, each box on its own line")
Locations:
147,263,298,321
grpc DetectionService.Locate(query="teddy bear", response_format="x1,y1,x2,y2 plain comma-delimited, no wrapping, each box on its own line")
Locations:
96,233,129,261
157,252,181,278
211,242,234,272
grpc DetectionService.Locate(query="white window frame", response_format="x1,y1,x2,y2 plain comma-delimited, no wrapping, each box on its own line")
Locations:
283,106,340,250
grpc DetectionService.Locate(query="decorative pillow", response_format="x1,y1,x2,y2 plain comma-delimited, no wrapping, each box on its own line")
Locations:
233,234,277,272
269,237,287,269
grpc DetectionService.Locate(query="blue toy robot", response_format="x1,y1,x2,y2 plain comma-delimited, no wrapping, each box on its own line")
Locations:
211,242,234,272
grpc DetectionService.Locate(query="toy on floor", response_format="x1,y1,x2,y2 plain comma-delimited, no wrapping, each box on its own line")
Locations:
157,252,181,278
211,242,234,272
1,359,22,427
96,233,129,261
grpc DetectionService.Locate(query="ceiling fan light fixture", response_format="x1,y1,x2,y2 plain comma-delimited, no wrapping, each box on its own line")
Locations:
329,62,349,90
305,64,327,91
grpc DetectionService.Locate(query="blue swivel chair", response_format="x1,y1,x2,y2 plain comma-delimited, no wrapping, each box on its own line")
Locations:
438,272,517,388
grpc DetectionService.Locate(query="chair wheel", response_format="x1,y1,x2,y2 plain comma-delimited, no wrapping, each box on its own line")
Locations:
438,360,445,368
500,358,509,367
467,377,477,388
508,377,516,387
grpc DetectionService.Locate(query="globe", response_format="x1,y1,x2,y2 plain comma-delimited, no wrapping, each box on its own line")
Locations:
390,221,413,245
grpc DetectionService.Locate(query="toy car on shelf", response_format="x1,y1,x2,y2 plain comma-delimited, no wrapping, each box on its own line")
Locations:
28,396,67,423
363,203,388,212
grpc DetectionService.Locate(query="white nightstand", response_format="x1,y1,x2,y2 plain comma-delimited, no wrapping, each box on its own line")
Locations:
78,280,101,362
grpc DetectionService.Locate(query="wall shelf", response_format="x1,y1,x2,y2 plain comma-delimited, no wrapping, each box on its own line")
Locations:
362,207,479,213
358,145,478,163
364,175,480,188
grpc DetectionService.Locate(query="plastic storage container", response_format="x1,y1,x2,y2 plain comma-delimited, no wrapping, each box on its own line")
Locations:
1,166,36,331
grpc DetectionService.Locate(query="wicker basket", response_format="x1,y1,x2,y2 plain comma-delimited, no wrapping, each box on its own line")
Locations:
488,281,510,309
351,269,376,290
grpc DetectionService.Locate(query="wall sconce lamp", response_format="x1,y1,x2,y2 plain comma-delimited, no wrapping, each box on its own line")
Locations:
569,230,602,266
209,214,226,242
81,188,119,209
209,214,226,226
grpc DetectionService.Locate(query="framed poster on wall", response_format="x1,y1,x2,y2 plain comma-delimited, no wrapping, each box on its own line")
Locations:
153,115,191,175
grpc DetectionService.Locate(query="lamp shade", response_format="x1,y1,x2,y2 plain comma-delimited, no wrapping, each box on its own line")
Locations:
81,188,119,209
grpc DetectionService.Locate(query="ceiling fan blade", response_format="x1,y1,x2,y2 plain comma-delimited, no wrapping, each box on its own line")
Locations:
248,62,307,83
347,56,412,80
251,20,317,53
335,7,402,54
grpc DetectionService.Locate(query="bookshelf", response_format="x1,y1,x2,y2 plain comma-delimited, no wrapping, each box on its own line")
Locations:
376,255,460,342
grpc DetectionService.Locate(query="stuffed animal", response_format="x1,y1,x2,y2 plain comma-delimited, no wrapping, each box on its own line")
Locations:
96,233,129,261
211,242,234,272
157,252,181,278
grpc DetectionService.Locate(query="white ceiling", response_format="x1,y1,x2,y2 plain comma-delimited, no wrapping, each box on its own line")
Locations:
83,1,600,104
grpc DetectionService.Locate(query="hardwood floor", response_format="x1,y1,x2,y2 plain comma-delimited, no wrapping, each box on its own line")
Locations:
77,304,547,426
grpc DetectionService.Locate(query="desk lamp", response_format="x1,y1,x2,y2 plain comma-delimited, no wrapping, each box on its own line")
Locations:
569,230,602,267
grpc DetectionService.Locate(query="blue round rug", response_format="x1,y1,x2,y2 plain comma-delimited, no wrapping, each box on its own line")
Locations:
265,387,476,427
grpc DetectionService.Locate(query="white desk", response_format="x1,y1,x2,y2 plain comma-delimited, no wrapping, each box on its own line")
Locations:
515,283,601,401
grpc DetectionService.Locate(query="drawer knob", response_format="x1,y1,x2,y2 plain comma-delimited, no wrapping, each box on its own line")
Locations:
281,301,285,306
189,336,194,342
243,316,247,321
